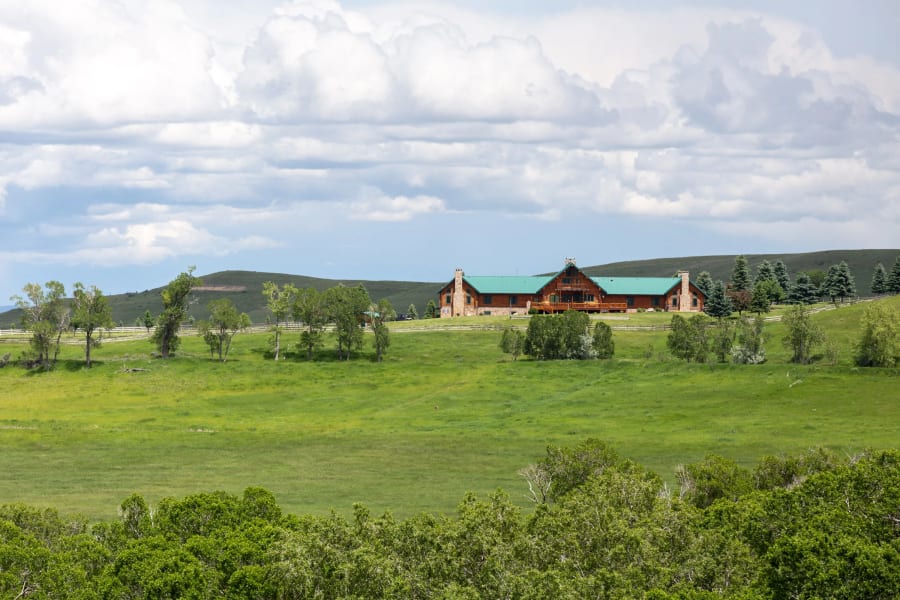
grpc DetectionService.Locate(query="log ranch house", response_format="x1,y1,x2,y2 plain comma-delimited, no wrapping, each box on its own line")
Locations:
439,259,706,317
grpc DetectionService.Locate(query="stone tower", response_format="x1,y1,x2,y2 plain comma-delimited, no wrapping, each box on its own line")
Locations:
453,268,465,317
677,271,692,312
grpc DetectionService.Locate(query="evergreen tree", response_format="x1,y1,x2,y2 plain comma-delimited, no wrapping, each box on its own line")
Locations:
694,271,713,298
822,264,841,303
425,299,438,318
832,261,856,302
870,263,887,295
731,255,751,291
773,259,790,292
750,281,772,315
754,260,775,286
887,256,900,294
788,272,819,305
703,280,733,319
407,303,418,320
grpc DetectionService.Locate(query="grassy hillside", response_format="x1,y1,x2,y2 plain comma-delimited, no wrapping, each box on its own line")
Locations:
1,296,897,521
579,249,899,294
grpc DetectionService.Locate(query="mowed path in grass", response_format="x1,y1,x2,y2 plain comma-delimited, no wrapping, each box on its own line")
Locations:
1,299,898,521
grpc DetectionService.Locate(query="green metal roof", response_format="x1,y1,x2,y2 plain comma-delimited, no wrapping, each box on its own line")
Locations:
592,277,681,295
463,275,554,294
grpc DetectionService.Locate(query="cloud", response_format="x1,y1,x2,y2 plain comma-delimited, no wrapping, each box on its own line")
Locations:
0,0,897,290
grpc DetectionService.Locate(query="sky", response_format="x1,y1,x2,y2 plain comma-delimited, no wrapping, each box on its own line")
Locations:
1,0,899,303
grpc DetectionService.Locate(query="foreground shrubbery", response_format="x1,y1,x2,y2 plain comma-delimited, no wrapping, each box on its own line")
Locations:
2,443,897,599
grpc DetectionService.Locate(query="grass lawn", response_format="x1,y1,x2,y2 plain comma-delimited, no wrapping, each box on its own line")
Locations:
0,297,897,521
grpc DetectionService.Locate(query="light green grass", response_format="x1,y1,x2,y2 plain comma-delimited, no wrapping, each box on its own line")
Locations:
0,297,897,521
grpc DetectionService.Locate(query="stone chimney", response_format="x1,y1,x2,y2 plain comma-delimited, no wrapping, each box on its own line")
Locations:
453,268,465,317
677,271,692,312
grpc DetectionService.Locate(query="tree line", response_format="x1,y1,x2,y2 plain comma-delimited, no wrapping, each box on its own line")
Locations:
1,440,897,599
695,254,900,318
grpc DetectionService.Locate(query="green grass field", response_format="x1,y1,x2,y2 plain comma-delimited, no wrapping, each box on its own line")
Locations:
1,297,897,521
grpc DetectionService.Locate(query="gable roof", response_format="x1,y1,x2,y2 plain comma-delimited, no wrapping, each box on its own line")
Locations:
462,275,554,294
592,277,681,295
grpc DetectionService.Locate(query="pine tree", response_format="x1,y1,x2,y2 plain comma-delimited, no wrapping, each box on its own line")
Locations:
888,256,900,294
754,260,775,286
750,282,772,314
788,272,819,305
836,261,856,302
425,299,438,318
773,260,790,292
822,264,841,303
407,303,419,320
731,255,751,291
703,280,733,319
871,263,887,295
695,271,714,297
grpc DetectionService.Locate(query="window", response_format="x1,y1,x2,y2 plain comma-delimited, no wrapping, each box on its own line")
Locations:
509,296,518,305
562,277,573,284
692,294,699,307
466,294,472,305
671,296,678,307
626,296,634,307
550,294,559,303
585,294,595,302
445,294,451,304
483,295,493,305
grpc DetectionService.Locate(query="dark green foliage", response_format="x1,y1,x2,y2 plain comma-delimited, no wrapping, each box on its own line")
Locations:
325,284,371,360
703,280,732,318
1,447,898,599
677,454,752,508
822,261,855,303
694,271,713,297
371,298,394,362
753,259,775,286
425,299,438,318
153,267,201,359
731,255,751,291
293,286,326,360
871,263,888,295
140,309,154,333
523,310,591,360
888,256,900,293
749,281,771,315
591,320,615,359
406,303,418,320
788,271,819,304
773,259,790,292
667,314,711,362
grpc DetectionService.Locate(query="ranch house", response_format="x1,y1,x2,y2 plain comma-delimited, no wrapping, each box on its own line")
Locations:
439,259,706,317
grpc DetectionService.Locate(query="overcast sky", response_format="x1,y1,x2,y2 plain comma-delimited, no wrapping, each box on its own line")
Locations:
1,0,898,303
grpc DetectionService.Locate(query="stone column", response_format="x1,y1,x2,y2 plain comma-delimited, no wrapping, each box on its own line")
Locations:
453,268,465,317
677,271,692,312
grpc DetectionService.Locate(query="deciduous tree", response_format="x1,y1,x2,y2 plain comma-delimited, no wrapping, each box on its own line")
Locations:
591,321,614,359
262,281,296,361
782,304,824,364
370,298,394,362
198,299,250,362
326,284,371,360
72,282,113,368
500,327,524,360
152,267,201,359
854,303,898,367
11,281,69,369
293,287,327,360
667,314,711,363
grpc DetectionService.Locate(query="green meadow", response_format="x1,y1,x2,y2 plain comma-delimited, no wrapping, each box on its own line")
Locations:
1,297,897,521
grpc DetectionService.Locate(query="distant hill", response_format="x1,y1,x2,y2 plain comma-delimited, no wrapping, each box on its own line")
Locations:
577,249,899,296
1,250,896,327
0,271,443,327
